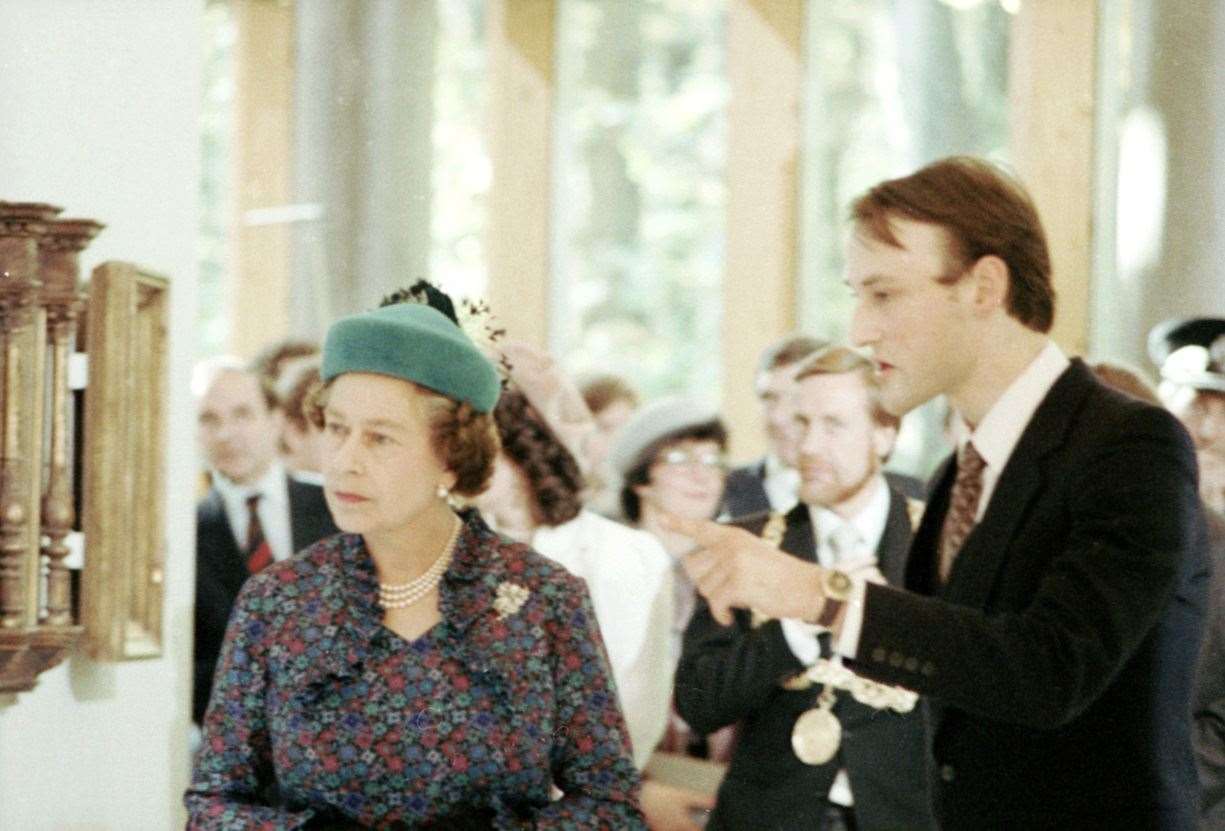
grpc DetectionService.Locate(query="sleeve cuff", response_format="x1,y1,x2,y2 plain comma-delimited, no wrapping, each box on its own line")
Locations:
834,577,868,660
780,618,824,666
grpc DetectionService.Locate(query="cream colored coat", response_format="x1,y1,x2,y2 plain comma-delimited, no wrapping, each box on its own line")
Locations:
532,510,674,770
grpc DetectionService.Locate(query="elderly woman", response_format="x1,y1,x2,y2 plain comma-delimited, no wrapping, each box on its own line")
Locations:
186,288,645,829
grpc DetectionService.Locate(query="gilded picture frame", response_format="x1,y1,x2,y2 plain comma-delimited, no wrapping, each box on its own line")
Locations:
79,262,169,660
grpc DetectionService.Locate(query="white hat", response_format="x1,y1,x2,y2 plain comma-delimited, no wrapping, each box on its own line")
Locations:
607,395,724,478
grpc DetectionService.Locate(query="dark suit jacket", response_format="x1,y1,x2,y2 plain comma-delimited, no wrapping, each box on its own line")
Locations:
1196,508,1225,828
676,489,933,831
722,458,924,520
193,475,337,723
721,460,772,520
851,359,1208,830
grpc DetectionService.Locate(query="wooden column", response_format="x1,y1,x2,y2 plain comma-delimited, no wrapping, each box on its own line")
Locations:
229,0,294,358
722,0,805,461
486,0,556,348
1009,0,1098,356
38,218,102,626
0,202,84,694
0,203,57,632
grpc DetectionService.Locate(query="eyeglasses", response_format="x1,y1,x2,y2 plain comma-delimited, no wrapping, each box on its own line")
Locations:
656,448,728,471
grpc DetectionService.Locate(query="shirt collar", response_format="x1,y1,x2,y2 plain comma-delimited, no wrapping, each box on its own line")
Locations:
762,454,801,510
811,474,891,555
763,453,792,478
955,340,1069,474
212,462,286,503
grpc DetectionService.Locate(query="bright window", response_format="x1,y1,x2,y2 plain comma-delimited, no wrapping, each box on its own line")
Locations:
552,0,727,399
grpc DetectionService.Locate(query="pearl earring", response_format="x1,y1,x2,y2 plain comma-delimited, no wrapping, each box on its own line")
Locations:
436,484,450,500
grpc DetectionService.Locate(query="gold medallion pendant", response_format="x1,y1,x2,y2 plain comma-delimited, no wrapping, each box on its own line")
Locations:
791,686,841,765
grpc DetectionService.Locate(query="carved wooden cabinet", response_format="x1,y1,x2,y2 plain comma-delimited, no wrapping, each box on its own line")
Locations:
0,201,92,691
0,200,167,695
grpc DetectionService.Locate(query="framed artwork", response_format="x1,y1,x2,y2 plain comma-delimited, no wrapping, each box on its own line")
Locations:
79,262,169,660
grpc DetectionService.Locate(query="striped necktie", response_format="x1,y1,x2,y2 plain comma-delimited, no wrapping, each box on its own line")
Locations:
938,442,986,583
245,493,273,573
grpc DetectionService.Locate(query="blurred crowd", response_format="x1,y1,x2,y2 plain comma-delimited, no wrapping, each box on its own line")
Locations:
191,309,1225,830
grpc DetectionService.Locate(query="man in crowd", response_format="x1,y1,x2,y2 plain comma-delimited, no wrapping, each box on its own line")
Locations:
721,336,825,519
668,157,1207,829
274,354,326,481
1150,317,1225,826
193,359,336,724
676,345,931,830
1151,317,1225,516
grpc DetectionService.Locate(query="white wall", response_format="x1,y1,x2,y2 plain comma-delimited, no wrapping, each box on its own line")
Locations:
0,2,201,829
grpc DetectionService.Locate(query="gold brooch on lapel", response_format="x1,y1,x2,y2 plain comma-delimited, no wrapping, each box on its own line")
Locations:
493,581,530,619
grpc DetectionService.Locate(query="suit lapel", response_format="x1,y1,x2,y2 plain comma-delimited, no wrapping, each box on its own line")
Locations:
907,457,955,596
942,360,1096,609
287,477,313,552
287,476,339,552
875,488,912,586
781,503,816,563
746,458,772,516
201,488,244,562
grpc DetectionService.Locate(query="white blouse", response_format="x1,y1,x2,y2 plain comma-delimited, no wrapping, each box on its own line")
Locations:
532,510,674,770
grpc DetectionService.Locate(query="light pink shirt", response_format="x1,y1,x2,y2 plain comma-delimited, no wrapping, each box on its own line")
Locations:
838,341,1070,658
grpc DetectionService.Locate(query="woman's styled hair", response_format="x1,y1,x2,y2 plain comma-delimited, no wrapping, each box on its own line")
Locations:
579,373,639,416
277,357,321,434
619,420,728,523
304,378,501,498
492,388,584,527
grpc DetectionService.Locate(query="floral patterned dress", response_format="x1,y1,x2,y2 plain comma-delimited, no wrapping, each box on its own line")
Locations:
185,510,646,829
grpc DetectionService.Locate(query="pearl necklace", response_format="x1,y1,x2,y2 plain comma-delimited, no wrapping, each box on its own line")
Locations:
377,515,461,610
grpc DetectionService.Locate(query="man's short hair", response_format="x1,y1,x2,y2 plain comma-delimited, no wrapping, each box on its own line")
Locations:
578,373,639,416
192,357,276,412
1089,360,1161,406
252,339,320,385
794,345,900,431
850,156,1055,333
756,335,829,379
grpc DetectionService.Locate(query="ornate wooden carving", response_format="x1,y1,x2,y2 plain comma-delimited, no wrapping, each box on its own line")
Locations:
0,202,58,635
39,219,103,626
0,201,99,693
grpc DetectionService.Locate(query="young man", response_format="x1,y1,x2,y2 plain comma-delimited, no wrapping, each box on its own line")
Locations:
193,360,337,724
669,157,1207,829
676,346,931,830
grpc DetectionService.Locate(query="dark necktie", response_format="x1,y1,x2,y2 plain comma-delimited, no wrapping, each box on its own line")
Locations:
245,493,273,573
938,442,986,583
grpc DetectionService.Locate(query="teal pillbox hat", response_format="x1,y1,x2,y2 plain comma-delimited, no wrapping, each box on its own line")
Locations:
321,303,501,412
